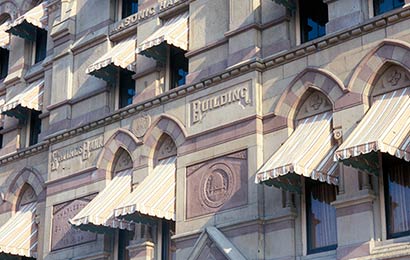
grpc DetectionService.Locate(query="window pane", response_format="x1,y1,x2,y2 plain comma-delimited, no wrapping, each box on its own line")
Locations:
0,48,9,79
299,0,328,43
170,47,188,89
384,156,410,238
374,0,405,16
306,180,337,254
119,70,135,109
34,28,47,64
29,110,41,146
122,0,139,19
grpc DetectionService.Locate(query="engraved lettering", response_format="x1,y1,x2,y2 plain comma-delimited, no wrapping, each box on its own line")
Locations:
190,85,252,124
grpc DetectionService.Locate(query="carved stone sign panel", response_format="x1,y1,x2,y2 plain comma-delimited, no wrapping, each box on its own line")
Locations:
186,150,248,219
49,135,104,173
51,196,97,251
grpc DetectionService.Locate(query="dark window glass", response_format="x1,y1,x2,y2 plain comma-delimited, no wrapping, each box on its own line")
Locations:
306,179,337,254
118,229,132,260
119,70,135,109
161,221,176,260
374,0,405,16
170,46,188,89
122,0,139,19
299,0,328,43
384,155,410,239
34,28,47,64
0,127,3,148
29,110,41,146
0,48,9,79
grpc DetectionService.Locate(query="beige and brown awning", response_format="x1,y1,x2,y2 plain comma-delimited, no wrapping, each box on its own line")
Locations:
0,22,10,49
255,112,338,192
334,87,410,175
0,79,44,120
70,169,134,232
0,202,38,258
114,156,176,221
7,2,48,40
136,11,188,62
86,35,137,83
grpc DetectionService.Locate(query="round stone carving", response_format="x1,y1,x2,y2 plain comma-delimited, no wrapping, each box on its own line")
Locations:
131,114,151,138
200,163,234,209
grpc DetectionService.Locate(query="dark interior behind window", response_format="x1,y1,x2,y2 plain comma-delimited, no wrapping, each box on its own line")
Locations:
0,48,9,79
29,110,41,146
383,154,410,239
374,0,405,16
34,28,47,64
122,0,139,19
119,69,135,109
299,0,328,43
170,46,188,89
306,179,337,254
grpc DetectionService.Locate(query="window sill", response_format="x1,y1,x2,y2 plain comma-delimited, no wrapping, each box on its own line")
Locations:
302,249,336,260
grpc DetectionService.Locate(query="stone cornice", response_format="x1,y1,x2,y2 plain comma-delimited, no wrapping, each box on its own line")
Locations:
0,5,409,166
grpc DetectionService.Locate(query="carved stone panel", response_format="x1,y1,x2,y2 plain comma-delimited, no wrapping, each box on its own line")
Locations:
131,114,151,138
373,65,410,96
51,196,97,251
186,150,248,219
296,90,332,120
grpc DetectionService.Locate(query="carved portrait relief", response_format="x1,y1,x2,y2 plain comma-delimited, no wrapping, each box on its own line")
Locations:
186,150,248,219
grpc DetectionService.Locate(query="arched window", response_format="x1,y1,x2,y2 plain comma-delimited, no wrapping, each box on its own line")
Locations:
295,90,338,254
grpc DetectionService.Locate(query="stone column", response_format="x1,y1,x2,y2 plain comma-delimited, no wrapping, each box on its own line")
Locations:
127,224,155,260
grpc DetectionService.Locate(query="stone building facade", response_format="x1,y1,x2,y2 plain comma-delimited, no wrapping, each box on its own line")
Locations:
0,0,408,259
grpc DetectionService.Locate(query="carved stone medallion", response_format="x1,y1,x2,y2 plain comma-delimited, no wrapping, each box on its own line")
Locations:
200,164,234,209
373,65,410,96
131,114,151,138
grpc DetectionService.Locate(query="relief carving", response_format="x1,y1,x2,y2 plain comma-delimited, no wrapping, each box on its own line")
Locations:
186,150,248,219
51,196,97,251
114,149,133,173
296,90,331,120
374,65,410,96
156,135,177,161
19,185,37,207
131,114,151,138
200,164,234,209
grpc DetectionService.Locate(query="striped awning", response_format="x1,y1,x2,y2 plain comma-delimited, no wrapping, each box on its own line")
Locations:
0,202,37,258
7,2,48,40
255,112,338,193
70,169,134,232
0,79,44,119
334,87,410,175
0,22,10,49
114,156,176,221
86,35,137,83
136,11,188,62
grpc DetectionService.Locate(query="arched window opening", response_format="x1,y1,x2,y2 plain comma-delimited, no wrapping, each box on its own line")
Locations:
112,148,133,177
153,134,177,167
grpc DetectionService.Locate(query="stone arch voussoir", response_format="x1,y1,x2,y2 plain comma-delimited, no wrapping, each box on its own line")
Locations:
4,167,45,210
97,129,141,173
348,39,410,100
142,114,187,161
275,67,345,124
0,1,18,21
